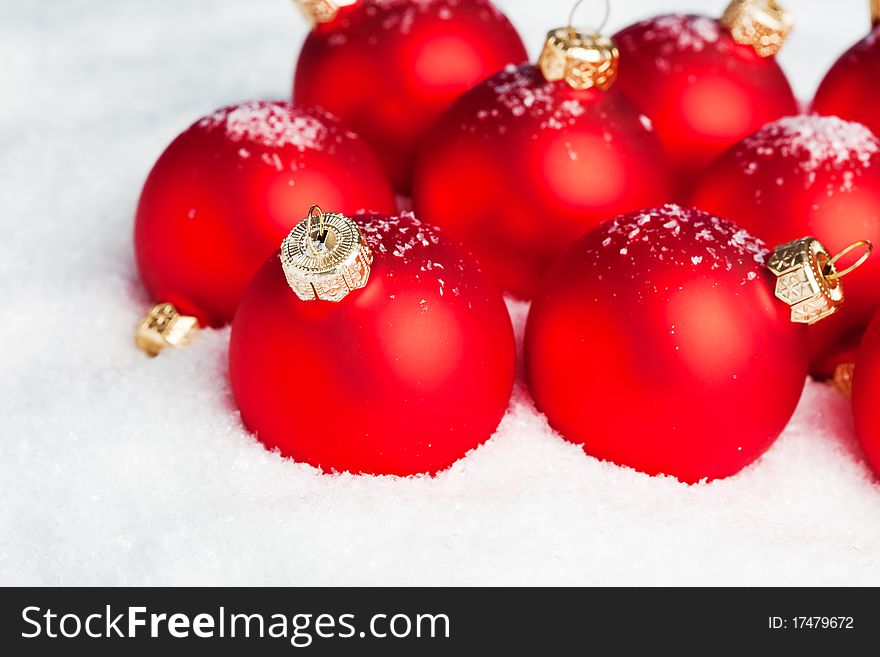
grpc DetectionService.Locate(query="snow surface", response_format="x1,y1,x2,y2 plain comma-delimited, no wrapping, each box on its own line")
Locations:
2,0,880,586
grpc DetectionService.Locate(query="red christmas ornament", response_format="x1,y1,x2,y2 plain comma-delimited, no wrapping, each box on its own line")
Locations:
690,115,880,379
614,5,798,195
411,8,671,299
853,310,880,478
134,101,396,330
229,207,515,476
812,10,880,139
525,205,850,483
293,0,527,192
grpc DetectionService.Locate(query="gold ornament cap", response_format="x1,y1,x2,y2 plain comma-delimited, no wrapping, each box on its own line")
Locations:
873,0,880,28
720,0,793,57
768,238,872,325
281,205,373,302
538,0,619,91
135,303,200,357
295,0,357,25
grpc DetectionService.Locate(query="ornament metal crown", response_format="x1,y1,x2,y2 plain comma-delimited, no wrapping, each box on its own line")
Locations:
720,0,793,58
280,205,373,302
539,0,618,91
135,303,200,356
768,237,872,325
539,27,619,91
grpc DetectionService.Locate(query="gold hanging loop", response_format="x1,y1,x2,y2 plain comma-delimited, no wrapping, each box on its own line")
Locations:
825,241,873,280
568,0,611,35
305,204,328,257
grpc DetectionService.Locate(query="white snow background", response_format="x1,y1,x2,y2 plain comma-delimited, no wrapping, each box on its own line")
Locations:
2,0,880,586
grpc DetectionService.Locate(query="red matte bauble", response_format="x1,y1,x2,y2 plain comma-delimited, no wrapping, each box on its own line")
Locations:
813,27,880,139
853,311,880,479
134,101,396,327
229,211,516,476
614,14,798,195
525,205,808,483
293,0,527,192
690,115,880,379
411,64,671,299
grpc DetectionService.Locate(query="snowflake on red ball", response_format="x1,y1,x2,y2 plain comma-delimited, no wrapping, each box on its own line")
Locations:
293,0,527,192
691,115,880,379
813,6,880,140
413,2,670,299
134,100,396,341
525,204,867,483
230,207,516,477
614,3,797,195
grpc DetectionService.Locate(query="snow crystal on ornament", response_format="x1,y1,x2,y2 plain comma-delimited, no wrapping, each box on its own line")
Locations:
472,65,587,134
368,0,499,33
356,212,473,298
654,14,720,52
598,205,768,283
359,211,439,256
373,0,460,11
197,101,341,153
621,14,722,55
739,115,880,176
